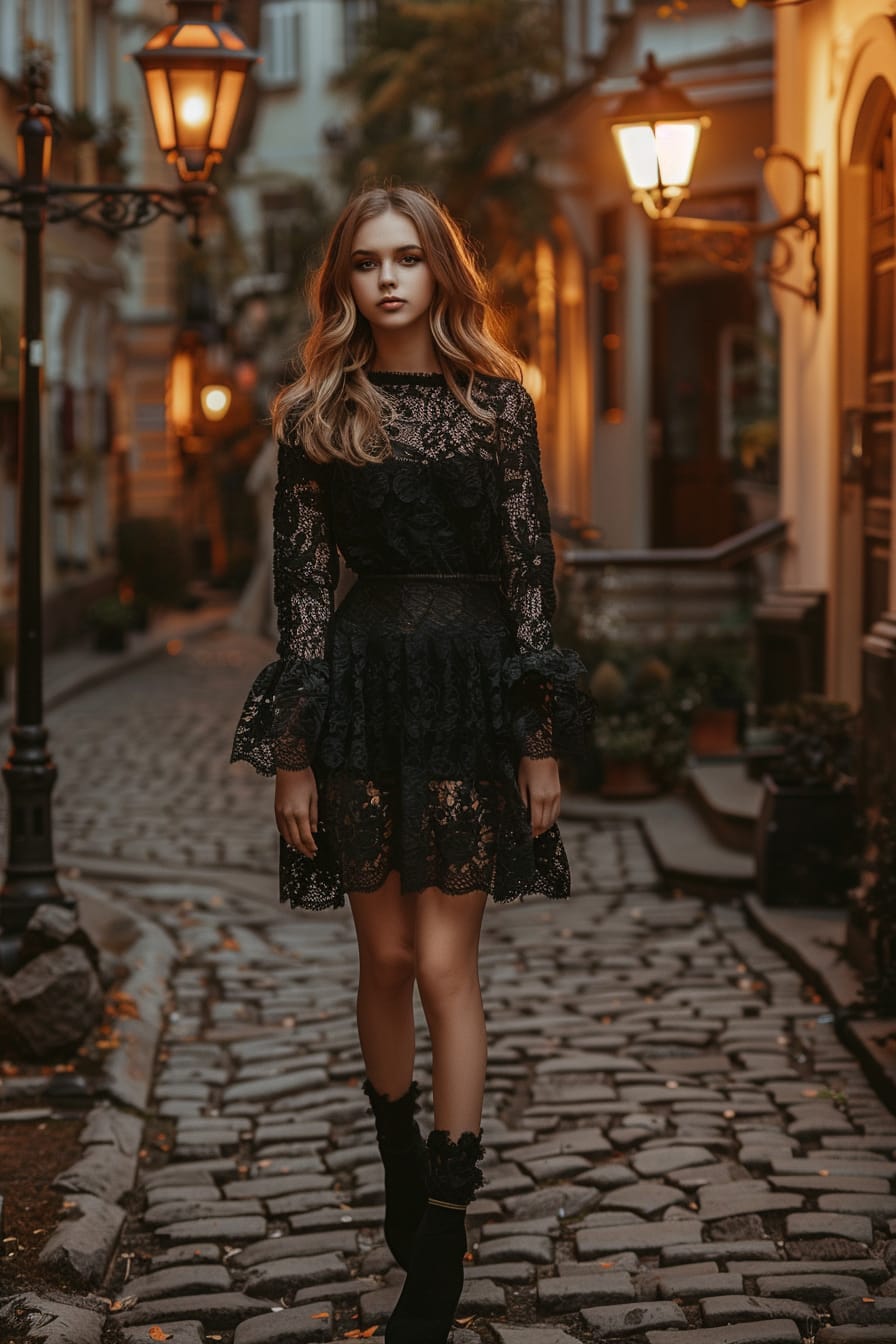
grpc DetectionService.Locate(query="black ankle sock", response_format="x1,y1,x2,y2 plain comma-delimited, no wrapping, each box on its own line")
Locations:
363,1078,428,1271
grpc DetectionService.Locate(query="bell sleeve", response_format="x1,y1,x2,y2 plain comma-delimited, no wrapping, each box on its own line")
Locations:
497,380,595,760
230,433,339,775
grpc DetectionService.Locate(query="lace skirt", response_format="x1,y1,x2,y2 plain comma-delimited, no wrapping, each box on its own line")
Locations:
273,572,591,911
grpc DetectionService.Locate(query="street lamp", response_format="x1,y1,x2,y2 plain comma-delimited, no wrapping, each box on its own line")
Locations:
610,53,710,221
0,3,256,967
135,1,257,183
609,53,821,307
200,385,233,421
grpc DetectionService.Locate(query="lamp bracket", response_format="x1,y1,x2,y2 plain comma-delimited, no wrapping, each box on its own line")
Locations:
0,180,215,246
651,147,821,308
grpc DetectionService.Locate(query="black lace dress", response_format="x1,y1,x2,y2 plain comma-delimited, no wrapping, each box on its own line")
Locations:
230,371,595,910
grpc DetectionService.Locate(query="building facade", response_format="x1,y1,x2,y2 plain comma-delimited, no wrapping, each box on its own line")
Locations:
0,0,125,643
770,1,896,713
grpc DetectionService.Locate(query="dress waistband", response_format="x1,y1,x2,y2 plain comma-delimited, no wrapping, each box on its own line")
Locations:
357,571,501,583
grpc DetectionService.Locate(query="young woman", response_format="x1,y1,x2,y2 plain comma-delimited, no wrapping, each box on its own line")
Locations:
231,184,594,1344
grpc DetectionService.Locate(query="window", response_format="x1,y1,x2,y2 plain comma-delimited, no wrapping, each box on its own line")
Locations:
343,0,375,66
0,3,20,84
258,0,303,89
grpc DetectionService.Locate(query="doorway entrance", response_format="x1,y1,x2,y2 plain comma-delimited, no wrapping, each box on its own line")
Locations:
861,101,895,633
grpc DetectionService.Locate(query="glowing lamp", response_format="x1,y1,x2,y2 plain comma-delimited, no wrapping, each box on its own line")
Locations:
168,349,195,436
610,53,709,220
134,1,258,183
200,383,232,421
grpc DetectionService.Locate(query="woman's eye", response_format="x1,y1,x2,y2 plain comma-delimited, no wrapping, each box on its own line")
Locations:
401,255,421,265
355,260,376,270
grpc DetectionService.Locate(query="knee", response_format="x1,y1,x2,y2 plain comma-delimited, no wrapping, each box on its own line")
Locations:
415,953,480,1017
359,941,416,995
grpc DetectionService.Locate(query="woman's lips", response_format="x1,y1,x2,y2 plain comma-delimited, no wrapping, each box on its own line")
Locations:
378,298,406,309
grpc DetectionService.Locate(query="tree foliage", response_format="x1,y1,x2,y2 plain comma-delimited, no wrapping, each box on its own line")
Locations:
332,0,564,260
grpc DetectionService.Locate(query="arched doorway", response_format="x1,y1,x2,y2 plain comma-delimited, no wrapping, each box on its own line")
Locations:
860,98,895,633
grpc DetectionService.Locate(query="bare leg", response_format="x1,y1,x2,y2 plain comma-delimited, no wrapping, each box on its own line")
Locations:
414,886,488,1139
348,868,417,1098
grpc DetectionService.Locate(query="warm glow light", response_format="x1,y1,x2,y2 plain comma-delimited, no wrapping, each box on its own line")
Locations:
200,384,231,420
522,362,546,402
609,54,709,219
180,93,210,127
169,350,194,435
656,120,702,187
134,3,258,183
613,124,660,191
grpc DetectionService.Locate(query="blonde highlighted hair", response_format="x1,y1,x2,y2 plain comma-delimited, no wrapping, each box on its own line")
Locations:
271,184,522,465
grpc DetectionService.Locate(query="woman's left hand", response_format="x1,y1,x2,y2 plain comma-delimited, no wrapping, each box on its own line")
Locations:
518,755,561,837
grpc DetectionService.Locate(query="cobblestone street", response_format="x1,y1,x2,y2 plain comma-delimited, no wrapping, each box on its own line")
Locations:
24,631,896,1342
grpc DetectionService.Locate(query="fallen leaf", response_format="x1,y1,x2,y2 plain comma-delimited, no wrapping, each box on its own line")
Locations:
311,1313,330,1320
109,1297,137,1312
148,1328,172,1341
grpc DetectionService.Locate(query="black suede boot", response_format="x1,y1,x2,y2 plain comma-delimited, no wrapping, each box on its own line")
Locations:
385,1127,486,1344
362,1077,429,1271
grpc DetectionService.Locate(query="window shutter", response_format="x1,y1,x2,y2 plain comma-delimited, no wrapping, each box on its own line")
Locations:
259,1,302,88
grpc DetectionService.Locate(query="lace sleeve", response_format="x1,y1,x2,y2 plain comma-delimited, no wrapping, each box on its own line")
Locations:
230,435,339,775
497,381,594,760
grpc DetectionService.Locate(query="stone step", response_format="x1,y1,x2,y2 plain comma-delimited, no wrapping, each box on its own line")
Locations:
562,792,755,898
687,760,763,855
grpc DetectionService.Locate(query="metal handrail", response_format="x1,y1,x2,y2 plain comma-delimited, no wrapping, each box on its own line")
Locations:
562,517,790,571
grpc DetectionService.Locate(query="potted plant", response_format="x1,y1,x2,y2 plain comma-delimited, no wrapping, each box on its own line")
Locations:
585,653,693,797
858,791,896,1014
595,711,658,798
756,694,862,907
86,595,136,653
674,638,752,756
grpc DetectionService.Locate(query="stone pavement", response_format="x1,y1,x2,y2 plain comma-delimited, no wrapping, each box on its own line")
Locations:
23,631,896,1340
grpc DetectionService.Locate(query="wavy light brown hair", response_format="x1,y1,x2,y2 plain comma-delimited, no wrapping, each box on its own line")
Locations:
271,185,522,466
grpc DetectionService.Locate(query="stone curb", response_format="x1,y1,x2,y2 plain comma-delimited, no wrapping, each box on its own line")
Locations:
62,874,178,1112
0,877,178,1319
744,893,896,1112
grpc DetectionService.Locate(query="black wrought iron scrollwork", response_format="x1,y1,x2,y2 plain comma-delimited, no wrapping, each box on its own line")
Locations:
0,180,214,245
654,147,821,307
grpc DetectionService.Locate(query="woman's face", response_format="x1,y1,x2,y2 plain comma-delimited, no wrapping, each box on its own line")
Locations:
349,208,436,334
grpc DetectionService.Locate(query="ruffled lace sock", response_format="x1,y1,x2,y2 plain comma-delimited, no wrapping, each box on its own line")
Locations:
362,1077,429,1271
385,1128,486,1344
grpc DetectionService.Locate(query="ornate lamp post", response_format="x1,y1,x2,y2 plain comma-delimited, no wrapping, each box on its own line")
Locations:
0,3,256,967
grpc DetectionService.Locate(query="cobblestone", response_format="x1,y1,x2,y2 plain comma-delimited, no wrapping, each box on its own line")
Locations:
25,630,896,1344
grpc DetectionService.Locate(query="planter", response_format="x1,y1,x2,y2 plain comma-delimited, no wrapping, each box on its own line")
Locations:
689,706,742,756
600,758,658,799
92,625,128,653
756,773,860,907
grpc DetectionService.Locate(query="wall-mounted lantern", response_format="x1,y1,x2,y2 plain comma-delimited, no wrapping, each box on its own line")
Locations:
609,53,822,307
611,53,710,220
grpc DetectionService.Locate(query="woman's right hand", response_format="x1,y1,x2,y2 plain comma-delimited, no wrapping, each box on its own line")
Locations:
275,767,318,857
